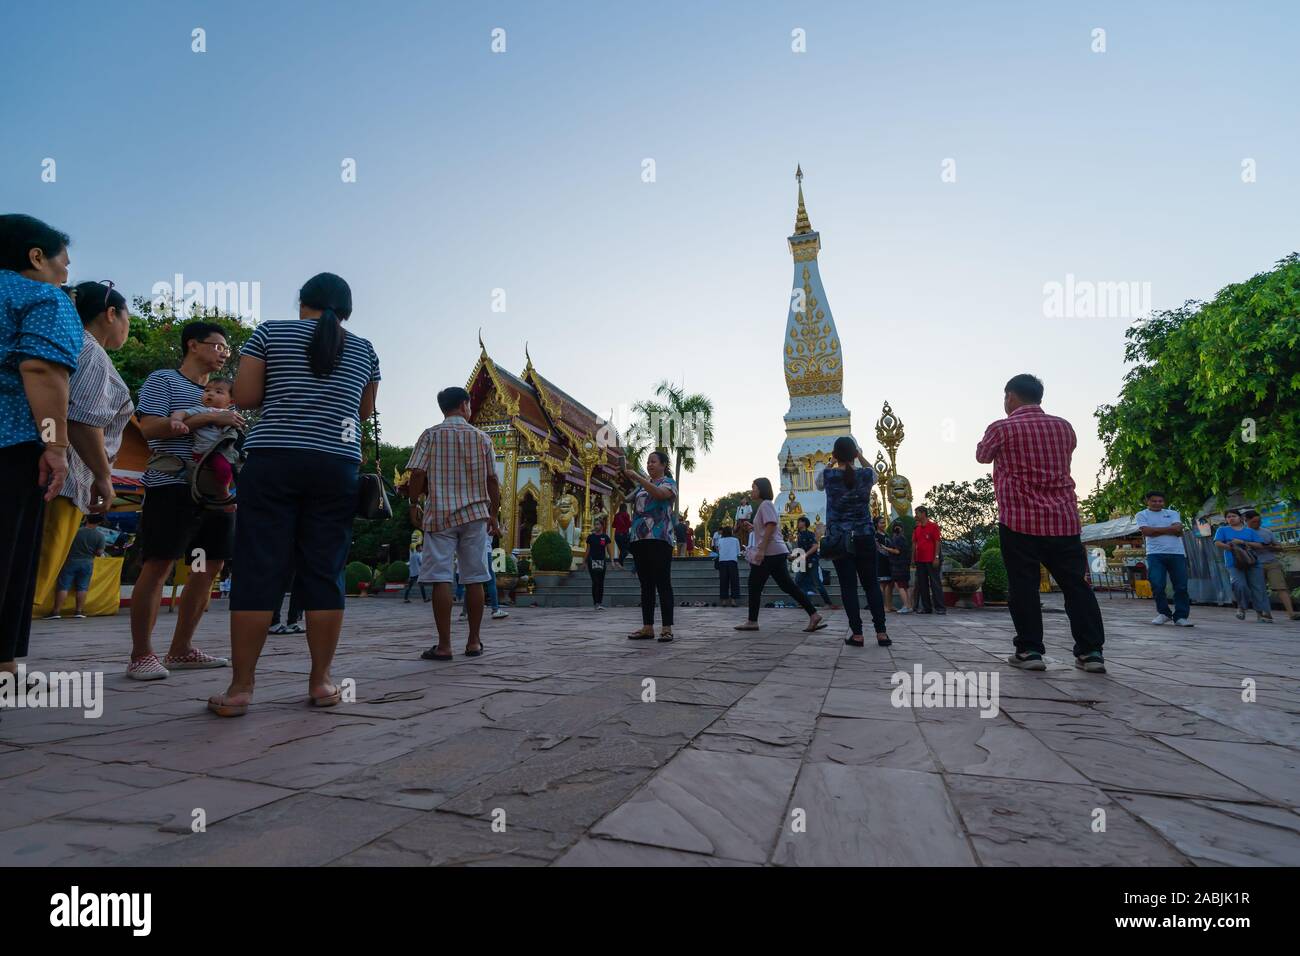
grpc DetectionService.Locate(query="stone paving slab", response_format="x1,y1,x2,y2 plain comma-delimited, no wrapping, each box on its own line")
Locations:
3,594,1299,866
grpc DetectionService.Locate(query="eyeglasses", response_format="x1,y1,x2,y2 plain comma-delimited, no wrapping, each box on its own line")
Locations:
202,340,232,355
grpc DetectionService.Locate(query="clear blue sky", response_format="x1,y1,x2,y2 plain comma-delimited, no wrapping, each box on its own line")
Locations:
4,1,1296,514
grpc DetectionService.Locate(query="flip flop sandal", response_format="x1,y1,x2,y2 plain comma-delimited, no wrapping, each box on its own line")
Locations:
657,630,674,643
627,630,655,640
420,648,455,661
310,685,342,707
844,637,865,647
734,622,760,631
804,620,829,632
465,642,485,657
207,693,249,718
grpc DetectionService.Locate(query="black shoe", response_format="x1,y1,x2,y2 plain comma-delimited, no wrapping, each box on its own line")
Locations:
1008,651,1046,671
876,633,893,646
420,648,454,662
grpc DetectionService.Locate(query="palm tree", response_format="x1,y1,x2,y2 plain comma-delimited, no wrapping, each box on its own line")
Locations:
631,380,714,516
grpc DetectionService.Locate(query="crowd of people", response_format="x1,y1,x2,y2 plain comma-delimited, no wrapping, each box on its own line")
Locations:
1,214,1293,721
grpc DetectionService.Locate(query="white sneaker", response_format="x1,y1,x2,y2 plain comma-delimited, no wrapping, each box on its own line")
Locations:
1173,618,1194,627
126,654,169,681
1151,613,1171,625
491,609,509,619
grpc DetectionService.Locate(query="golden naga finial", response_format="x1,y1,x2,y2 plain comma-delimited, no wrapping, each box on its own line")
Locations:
478,328,486,354
524,341,533,372
794,165,813,235
875,400,905,473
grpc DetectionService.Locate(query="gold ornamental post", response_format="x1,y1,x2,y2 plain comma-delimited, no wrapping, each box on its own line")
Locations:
577,437,604,540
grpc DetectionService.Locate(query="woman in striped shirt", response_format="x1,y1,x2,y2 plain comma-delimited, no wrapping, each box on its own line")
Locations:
209,272,380,717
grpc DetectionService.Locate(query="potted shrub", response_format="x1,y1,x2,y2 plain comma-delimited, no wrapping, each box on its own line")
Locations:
531,531,573,573
978,547,1008,602
496,551,519,595
345,561,372,596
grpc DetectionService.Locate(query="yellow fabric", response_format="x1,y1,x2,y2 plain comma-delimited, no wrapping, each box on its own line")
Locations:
1134,579,1153,599
32,498,124,617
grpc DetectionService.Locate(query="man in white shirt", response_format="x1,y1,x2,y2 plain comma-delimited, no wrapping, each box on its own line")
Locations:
715,526,742,606
1136,491,1192,626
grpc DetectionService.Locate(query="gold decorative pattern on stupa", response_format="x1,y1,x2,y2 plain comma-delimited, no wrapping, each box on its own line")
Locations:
784,265,842,396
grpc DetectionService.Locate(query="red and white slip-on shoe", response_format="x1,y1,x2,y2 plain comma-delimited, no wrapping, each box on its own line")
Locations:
163,647,230,670
126,654,170,681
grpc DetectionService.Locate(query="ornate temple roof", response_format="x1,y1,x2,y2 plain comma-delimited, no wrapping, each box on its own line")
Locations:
467,337,626,496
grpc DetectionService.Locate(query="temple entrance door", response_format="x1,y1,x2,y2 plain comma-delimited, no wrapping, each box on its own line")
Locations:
517,493,538,549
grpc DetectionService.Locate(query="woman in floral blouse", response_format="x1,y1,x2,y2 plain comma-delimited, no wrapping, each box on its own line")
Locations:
622,450,677,642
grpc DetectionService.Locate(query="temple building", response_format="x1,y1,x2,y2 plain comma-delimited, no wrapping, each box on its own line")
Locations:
464,337,631,553
776,167,857,527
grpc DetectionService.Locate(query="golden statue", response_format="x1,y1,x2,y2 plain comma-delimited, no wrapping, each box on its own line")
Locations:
783,488,803,515
888,474,914,519
554,492,581,548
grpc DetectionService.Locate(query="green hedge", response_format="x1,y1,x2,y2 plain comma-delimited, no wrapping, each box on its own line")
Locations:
532,531,574,572
979,548,1009,601
345,561,372,595
387,560,411,582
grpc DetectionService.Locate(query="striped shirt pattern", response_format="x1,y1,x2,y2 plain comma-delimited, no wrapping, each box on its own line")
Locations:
240,320,381,461
0,270,82,448
975,404,1081,537
64,330,134,509
137,369,205,487
407,416,497,533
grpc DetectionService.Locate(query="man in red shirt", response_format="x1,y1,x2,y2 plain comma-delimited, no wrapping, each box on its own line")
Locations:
912,506,944,614
976,374,1105,673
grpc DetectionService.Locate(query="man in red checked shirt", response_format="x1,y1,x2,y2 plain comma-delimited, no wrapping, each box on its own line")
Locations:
976,374,1106,674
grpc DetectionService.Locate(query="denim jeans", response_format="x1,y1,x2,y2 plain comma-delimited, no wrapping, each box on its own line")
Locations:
1229,563,1269,613
1145,553,1189,620
797,558,831,605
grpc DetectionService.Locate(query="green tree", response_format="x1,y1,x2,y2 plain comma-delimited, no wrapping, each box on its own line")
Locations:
629,380,714,516
114,297,255,397
921,476,997,565
1095,253,1300,513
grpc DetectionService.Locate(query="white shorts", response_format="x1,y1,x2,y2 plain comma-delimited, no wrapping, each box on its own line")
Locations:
419,520,490,584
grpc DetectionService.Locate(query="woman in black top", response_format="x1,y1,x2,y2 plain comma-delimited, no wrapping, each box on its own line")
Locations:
874,516,897,609
586,515,612,610
888,523,913,613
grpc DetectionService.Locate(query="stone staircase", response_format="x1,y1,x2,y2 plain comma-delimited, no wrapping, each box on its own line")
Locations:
528,556,854,608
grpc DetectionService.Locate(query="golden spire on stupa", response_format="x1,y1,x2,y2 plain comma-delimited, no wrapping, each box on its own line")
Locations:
794,164,813,235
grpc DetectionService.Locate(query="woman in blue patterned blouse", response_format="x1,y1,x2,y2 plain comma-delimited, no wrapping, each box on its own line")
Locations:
0,215,83,674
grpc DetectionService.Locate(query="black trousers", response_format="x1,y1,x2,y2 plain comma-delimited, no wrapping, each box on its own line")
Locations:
747,554,816,621
833,552,887,637
0,444,45,663
629,539,673,626
614,532,631,566
588,564,606,604
915,561,945,612
999,524,1105,657
718,560,740,600
271,576,306,625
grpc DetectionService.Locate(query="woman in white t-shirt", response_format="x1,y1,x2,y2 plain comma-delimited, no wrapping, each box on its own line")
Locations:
734,477,826,632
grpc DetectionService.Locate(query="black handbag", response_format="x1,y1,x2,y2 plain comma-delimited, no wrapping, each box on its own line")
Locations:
356,410,393,520
820,528,856,562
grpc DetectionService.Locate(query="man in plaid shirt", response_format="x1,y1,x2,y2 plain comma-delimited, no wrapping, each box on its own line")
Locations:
406,386,500,662
976,374,1106,673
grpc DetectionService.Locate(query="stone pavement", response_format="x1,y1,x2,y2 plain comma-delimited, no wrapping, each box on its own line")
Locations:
2,594,1298,866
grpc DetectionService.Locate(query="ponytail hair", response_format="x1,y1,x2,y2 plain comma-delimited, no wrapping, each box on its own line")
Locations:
71,281,127,325
832,436,858,489
299,272,352,377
